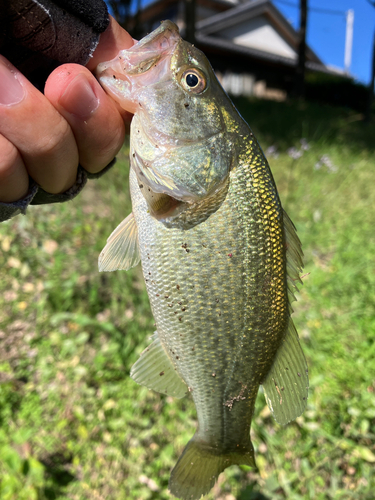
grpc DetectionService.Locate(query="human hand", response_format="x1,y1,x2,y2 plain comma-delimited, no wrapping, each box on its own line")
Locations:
0,17,134,203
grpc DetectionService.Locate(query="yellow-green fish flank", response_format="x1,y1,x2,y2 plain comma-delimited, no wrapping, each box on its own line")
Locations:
97,21,308,500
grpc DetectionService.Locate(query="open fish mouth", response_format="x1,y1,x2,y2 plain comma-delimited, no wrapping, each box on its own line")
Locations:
96,21,181,113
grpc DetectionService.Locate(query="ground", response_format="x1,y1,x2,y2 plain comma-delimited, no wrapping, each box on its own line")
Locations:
0,97,374,500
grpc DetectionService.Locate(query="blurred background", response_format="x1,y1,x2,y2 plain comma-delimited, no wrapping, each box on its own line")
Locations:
1,1,375,499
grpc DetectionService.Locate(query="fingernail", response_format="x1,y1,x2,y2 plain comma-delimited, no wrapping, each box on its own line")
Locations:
60,74,99,120
0,62,25,106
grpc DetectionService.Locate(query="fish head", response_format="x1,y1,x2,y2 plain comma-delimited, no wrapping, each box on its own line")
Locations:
97,21,243,219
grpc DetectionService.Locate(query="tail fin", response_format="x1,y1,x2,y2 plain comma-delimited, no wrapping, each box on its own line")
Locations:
169,436,256,500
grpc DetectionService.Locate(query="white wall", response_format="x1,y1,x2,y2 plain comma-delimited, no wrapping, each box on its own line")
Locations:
221,15,297,59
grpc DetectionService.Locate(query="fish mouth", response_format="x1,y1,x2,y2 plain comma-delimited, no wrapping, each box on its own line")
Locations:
96,21,181,114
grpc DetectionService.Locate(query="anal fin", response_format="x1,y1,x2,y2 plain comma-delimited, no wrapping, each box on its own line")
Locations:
130,333,188,398
98,212,140,272
262,319,308,425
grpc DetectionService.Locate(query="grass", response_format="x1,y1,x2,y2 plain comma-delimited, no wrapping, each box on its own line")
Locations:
0,97,375,500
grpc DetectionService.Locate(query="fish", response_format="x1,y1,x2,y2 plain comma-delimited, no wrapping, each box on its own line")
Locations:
96,20,308,500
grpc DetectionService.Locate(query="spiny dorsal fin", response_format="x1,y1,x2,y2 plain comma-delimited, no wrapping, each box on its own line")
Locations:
262,319,308,425
98,212,140,272
130,332,188,398
284,209,304,300
262,211,307,425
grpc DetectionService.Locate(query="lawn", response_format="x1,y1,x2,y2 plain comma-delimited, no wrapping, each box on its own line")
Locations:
0,97,374,500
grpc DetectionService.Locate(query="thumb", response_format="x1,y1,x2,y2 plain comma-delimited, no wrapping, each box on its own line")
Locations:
86,16,135,72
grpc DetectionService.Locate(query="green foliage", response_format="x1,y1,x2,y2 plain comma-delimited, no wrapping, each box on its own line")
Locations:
0,101,374,499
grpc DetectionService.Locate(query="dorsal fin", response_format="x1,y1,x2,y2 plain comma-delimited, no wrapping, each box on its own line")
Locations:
262,210,308,424
283,209,304,311
98,212,140,272
262,318,308,425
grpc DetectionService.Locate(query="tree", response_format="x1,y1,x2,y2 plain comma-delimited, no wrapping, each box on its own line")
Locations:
293,0,308,98
184,0,196,44
107,0,142,37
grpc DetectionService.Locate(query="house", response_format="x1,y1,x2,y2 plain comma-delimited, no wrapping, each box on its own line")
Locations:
135,0,346,99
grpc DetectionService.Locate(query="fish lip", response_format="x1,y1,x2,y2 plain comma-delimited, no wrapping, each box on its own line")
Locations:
96,21,180,79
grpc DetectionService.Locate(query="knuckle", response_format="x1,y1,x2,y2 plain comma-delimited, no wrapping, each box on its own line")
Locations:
80,122,124,173
0,136,20,181
36,116,73,158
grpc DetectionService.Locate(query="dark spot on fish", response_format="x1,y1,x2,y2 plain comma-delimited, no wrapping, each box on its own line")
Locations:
184,103,189,108
192,347,195,351
176,356,179,360
202,243,207,248
112,74,116,79
139,184,143,189
174,311,178,314
281,387,285,391
176,285,180,290
181,307,186,311
178,317,182,321
159,371,164,376
178,301,182,305
164,295,169,298
181,243,188,249
148,272,151,275
303,397,306,400
186,249,190,252
138,102,142,108
132,153,135,158
215,298,219,303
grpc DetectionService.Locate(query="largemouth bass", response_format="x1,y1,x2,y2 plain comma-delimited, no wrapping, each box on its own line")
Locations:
96,21,308,500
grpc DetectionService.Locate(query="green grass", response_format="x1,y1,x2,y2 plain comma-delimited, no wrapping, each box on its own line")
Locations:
0,98,375,500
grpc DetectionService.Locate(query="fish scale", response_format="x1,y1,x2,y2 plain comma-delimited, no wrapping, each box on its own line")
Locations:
97,20,308,500
130,127,288,449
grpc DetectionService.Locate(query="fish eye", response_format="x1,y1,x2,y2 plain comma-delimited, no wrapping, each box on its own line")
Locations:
181,69,206,94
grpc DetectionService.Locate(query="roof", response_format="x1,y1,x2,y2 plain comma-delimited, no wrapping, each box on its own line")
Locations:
135,0,347,78
196,0,323,65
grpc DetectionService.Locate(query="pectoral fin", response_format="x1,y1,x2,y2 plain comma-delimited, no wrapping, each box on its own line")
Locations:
262,319,308,425
98,212,140,272
130,332,188,398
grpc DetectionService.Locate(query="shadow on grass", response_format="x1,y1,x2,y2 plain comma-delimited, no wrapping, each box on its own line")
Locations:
39,451,76,500
238,486,271,500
